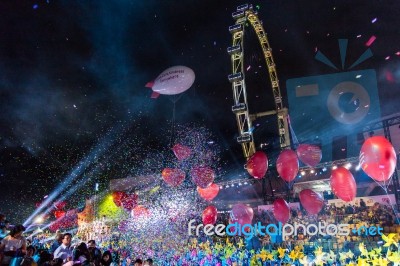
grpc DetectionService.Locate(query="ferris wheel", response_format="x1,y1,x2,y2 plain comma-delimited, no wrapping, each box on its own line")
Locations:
228,4,290,159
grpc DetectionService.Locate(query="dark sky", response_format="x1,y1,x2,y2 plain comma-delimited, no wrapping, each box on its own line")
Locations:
1,0,400,222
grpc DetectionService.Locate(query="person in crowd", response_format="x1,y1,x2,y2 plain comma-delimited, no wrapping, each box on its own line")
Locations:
133,259,142,266
359,198,366,210
73,242,89,266
0,224,27,266
87,240,101,266
20,245,37,266
143,258,153,266
99,251,115,266
4,221,11,232
37,250,53,266
47,258,63,266
53,233,73,264
50,233,63,254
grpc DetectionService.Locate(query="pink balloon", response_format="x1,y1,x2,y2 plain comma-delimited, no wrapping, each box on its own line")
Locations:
190,166,215,188
296,144,322,167
273,198,290,224
230,203,254,225
299,189,324,215
360,136,397,182
172,144,191,161
246,151,268,179
202,205,218,225
162,168,186,187
131,205,150,218
276,149,299,182
330,167,357,202
197,183,220,201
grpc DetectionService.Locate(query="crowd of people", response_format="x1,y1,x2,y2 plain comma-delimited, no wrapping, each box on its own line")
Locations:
0,200,399,265
0,214,153,266
253,200,399,252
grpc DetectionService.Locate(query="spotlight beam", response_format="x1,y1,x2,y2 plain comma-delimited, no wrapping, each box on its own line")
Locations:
23,123,124,226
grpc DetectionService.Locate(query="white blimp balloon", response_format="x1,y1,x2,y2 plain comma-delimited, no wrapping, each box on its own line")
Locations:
145,65,195,98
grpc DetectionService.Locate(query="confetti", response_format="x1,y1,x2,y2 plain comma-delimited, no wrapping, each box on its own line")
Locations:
365,35,376,47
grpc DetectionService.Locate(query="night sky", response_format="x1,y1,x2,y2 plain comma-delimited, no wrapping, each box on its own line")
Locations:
1,0,400,223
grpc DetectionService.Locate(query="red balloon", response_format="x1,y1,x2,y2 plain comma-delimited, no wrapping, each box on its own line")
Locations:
299,189,324,215
162,168,186,187
112,191,127,207
131,205,150,218
54,201,67,210
121,193,138,211
197,183,220,201
276,149,299,182
273,198,290,224
230,203,254,225
246,151,268,179
296,144,322,167
172,144,192,161
202,205,218,225
54,210,66,219
190,166,215,188
330,167,357,202
360,136,397,182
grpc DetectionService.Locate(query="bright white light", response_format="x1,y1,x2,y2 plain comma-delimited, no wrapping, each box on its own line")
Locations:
34,216,44,224
310,169,315,174
332,165,338,170
356,75,362,79
322,167,327,172
301,171,305,176
355,164,361,171
345,162,352,169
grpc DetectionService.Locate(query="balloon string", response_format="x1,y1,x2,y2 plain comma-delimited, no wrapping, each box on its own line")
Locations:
286,181,294,201
170,102,176,147
378,178,400,225
170,93,184,104
168,94,183,146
